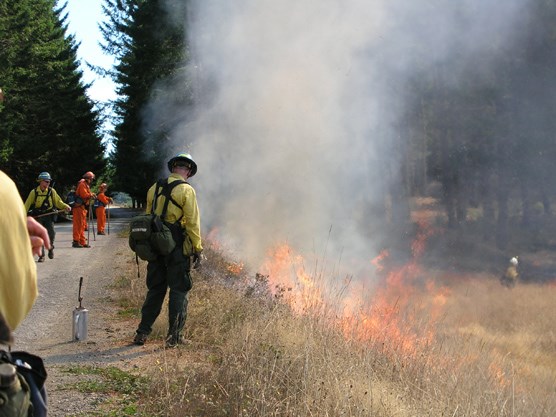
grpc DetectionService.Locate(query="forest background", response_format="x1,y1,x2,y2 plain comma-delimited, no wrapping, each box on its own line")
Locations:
2,0,556,262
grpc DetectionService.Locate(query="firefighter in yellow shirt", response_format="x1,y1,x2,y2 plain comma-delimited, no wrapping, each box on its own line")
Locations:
500,256,519,288
133,153,203,348
24,172,71,261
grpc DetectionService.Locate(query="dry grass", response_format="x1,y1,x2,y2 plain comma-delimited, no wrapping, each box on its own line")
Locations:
116,244,556,416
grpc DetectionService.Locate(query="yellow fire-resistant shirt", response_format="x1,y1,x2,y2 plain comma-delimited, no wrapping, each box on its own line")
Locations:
146,173,203,256
24,186,70,213
0,171,38,330
504,265,518,282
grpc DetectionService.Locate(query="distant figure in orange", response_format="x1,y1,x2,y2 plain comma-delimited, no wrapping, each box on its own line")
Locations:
500,256,519,288
72,171,96,248
95,183,113,235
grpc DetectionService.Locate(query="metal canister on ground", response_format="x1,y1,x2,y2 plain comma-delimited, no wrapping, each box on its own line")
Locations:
72,277,88,341
72,307,88,341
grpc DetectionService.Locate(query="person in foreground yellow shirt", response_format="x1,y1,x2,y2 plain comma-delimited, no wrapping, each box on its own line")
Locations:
0,170,50,331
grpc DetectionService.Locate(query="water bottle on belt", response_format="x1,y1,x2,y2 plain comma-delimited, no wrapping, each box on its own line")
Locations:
0,362,31,417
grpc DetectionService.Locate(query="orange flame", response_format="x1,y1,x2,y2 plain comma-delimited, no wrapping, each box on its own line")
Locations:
227,262,244,275
260,244,324,314
260,220,450,359
370,249,389,272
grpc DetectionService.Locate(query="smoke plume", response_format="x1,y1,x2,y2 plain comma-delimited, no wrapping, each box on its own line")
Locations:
163,0,529,274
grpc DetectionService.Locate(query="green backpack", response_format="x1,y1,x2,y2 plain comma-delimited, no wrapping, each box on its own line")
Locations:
0,351,32,417
0,366,31,417
129,179,186,261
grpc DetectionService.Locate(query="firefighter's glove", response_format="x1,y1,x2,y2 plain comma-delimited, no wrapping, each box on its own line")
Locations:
192,252,206,270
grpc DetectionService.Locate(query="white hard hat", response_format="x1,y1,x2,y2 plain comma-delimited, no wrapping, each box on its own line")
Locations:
510,257,518,266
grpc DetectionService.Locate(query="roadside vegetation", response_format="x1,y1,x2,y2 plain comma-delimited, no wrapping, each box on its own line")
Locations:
95,224,556,417
61,365,148,416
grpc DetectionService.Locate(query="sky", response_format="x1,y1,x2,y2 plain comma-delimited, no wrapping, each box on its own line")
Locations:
63,0,116,103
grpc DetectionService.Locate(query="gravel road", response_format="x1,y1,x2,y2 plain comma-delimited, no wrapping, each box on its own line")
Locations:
12,208,155,416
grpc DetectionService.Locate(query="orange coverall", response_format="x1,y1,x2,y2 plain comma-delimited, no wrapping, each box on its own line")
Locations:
95,192,111,233
72,179,94,246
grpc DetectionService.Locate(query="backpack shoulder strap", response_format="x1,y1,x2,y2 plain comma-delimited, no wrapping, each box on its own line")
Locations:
151,179,165,213
39,186,54,210
159,179,187,221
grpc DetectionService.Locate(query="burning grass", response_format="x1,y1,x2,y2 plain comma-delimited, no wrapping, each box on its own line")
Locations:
116,237,556,416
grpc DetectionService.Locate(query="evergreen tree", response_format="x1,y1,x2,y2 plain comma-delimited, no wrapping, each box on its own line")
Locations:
0,0,105,195
101,0,191,206
405,0,556,247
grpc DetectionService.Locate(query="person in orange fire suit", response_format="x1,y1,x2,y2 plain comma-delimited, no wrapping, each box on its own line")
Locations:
95,183,113,235
72,171,96,248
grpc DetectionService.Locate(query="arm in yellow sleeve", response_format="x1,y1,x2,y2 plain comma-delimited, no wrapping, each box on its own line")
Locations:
181,186,203,254
0,171,38,330
23,189,36,213
52,189,70,211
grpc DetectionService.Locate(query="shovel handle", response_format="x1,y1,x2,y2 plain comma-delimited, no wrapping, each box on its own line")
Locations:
78,276,83,306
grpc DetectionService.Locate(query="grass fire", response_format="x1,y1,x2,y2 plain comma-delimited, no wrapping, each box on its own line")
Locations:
114,197,556,416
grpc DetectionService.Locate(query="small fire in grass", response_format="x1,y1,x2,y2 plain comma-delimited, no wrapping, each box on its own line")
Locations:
259,220,450,358
370,249,389,272
260,244,325,314
227,261,244,275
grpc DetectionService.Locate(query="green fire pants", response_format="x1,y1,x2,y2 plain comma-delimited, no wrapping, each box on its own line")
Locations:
136,246,192,337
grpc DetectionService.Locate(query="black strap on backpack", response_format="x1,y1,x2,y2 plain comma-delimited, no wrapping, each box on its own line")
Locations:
153,179,187,222
132,179,187,276
34,182,54,211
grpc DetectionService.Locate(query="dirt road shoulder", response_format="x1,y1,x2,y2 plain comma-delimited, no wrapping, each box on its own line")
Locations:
14,209,152,415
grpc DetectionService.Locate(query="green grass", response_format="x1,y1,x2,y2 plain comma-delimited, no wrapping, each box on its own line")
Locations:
64,365,148,395
62,365,148,416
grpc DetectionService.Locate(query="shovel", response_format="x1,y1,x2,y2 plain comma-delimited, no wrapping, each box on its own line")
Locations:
72,277,88,341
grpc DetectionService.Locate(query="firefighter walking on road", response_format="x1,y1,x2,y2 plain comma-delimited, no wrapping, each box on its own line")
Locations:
24,172,71,261
95,183,113,235
72,171,96,248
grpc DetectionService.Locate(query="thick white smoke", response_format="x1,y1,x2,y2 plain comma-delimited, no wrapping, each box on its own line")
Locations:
166,0,529,273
